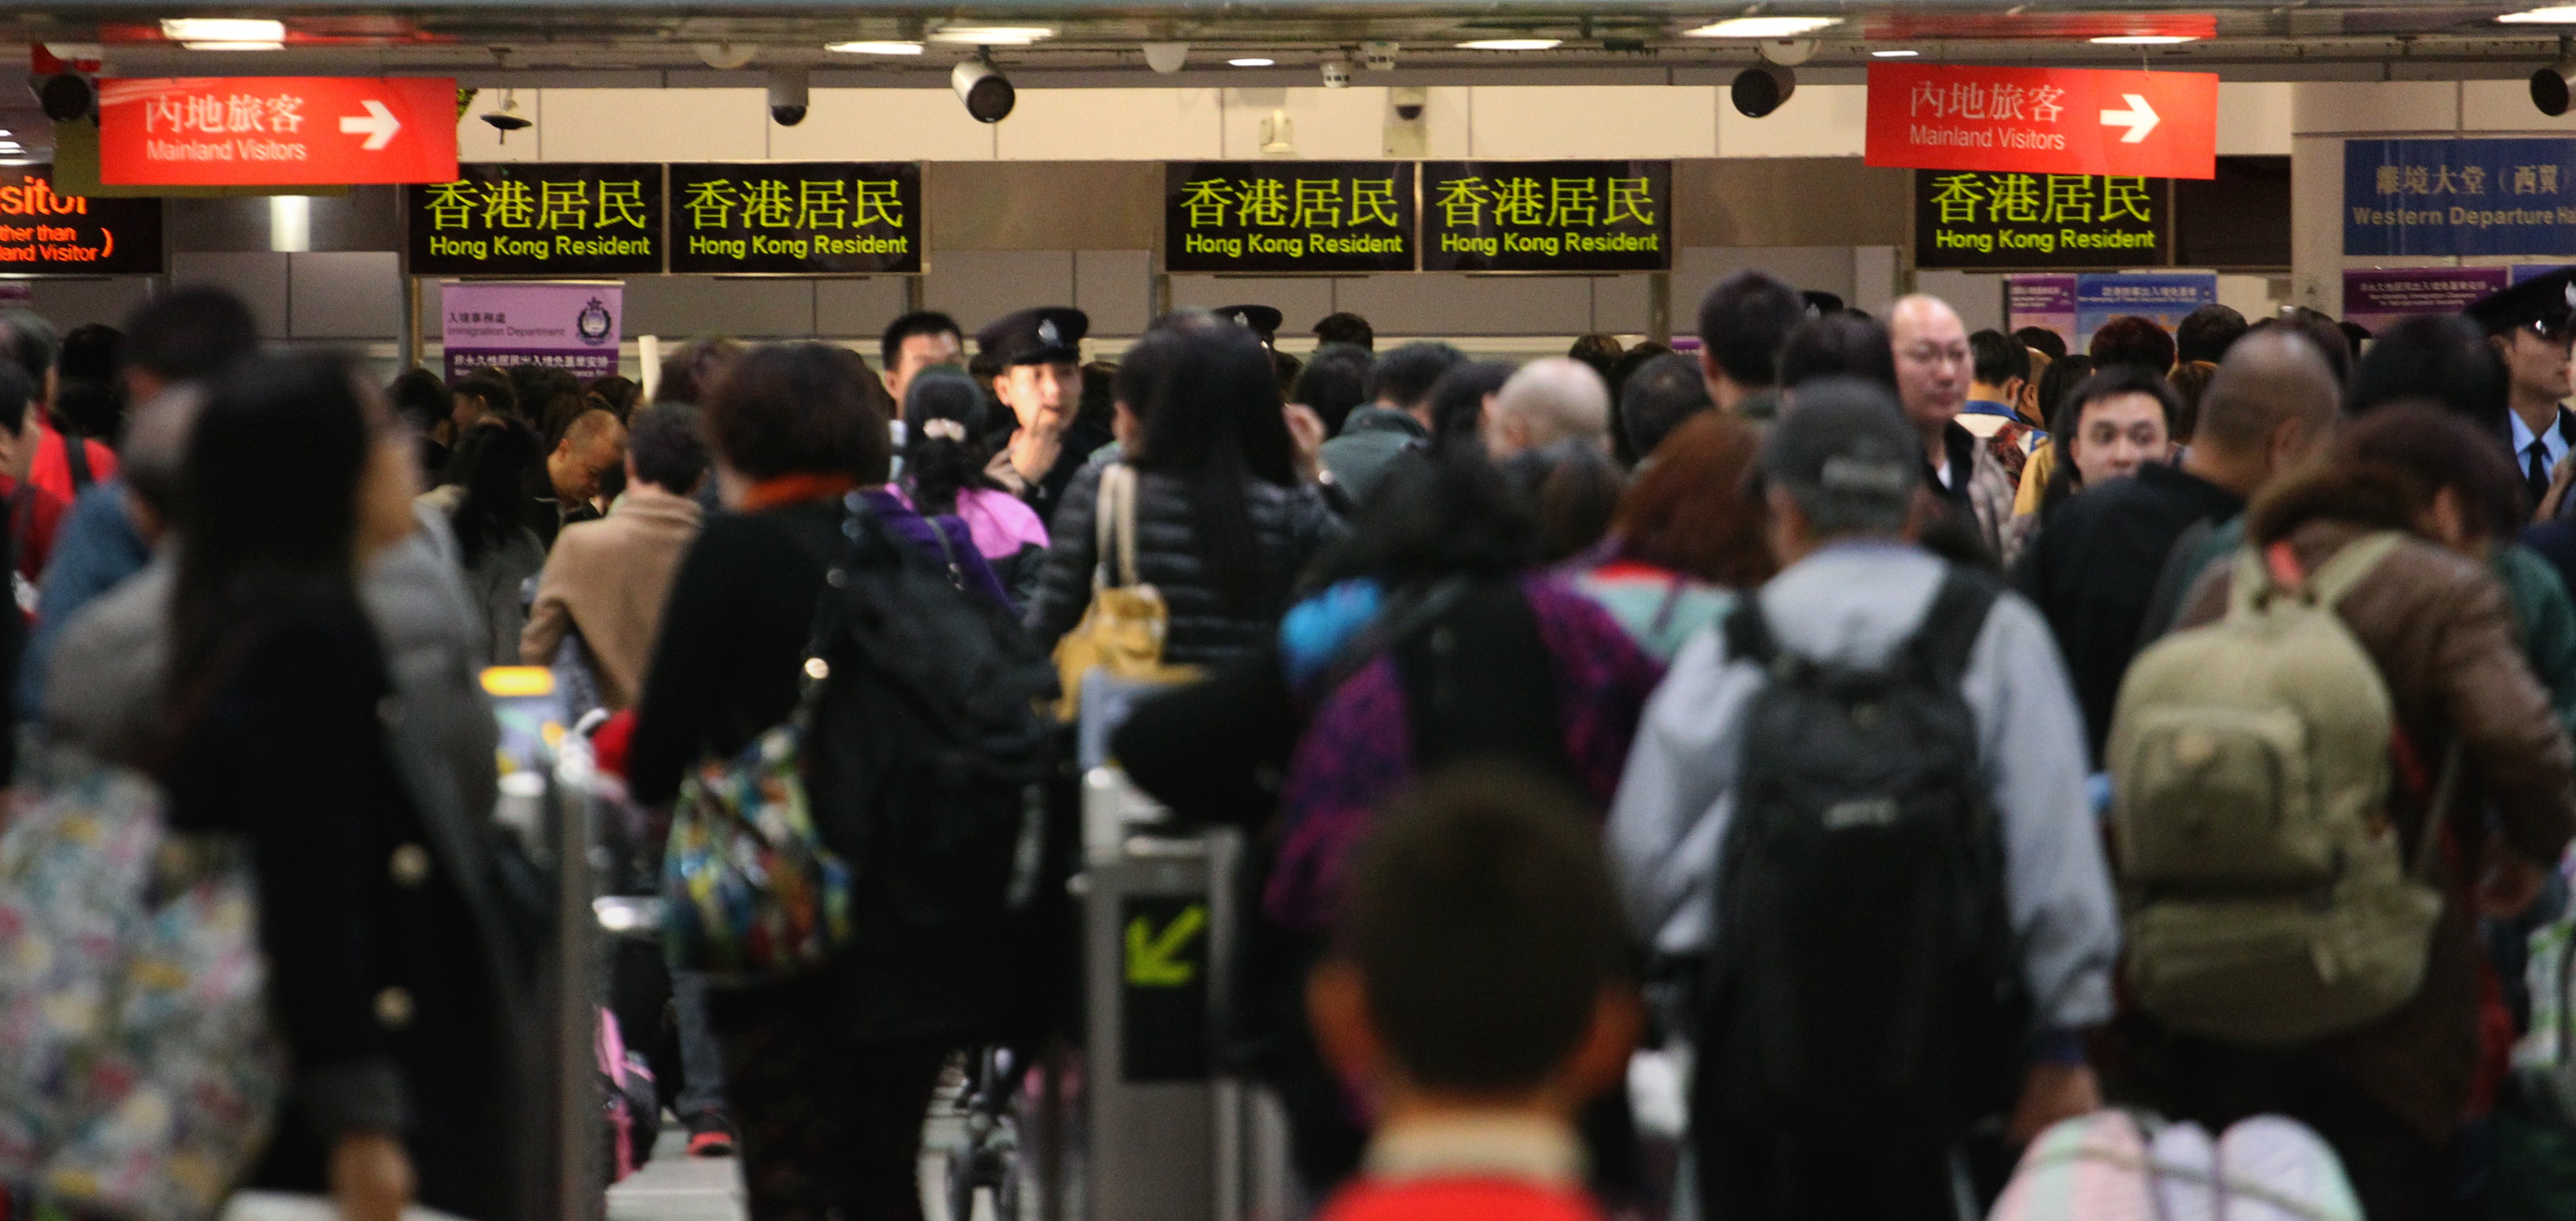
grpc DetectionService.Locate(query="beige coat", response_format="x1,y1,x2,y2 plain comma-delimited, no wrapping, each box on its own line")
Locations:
520,486,703,710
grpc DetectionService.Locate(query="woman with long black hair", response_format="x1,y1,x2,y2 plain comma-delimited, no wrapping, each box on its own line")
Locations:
160,351,518,1221
898,367,1049,607
1026,318,1345,667
419,417,547,667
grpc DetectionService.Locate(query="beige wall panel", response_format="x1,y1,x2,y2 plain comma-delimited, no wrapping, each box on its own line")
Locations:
929,250,1077,334
540,89,769,162
1673,158,1911,247
2291,82,2458,135
28,279,154,332
1591,275,1654,334
1466,86,1718,159
1218,87,1389,160
1074,249,1155,336
815,277,914,339
1913,270,2005,332
172,252,292,338
1332,272,1593,336
624,275,816,338
926,162,1163,250
2462,80,2576,133
772,90,1000,161
1718,84,1866,158
1423,87,1474,159
997,88,1223,160
1674,246,1854,325
2219,82,2295,155
289,252,402,339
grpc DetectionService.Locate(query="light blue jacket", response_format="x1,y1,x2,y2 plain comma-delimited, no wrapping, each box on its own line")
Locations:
1606,538,2121,1034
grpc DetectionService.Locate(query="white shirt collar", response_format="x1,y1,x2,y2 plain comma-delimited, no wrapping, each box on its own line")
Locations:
1363,1114,1585,1187
2512,408,2571,468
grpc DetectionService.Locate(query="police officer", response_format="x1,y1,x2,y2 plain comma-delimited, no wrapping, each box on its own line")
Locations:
977,306,1111,524
2467,267,2576,512
1217,304,1284,348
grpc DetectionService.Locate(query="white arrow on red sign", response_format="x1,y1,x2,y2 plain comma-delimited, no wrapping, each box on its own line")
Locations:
338,99,402,150
2099,93,2160,143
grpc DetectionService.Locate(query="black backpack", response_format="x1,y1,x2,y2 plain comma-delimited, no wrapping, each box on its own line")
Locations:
801,503,1062,943
1694,569,2026,1146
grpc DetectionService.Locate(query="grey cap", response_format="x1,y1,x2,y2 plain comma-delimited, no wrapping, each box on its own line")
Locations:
1760,376,1920,527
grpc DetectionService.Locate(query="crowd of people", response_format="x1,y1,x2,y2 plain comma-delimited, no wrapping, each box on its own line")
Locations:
2,265,2575,1221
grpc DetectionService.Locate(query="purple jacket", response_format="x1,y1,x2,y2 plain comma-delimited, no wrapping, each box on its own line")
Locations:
1263,575,1664,930
858,489,1012,609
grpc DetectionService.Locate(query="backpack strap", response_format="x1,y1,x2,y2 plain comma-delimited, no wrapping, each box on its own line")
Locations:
63,433,91,494
1905,568,2004,688
1721,589,1779,668
2300,531,2406,607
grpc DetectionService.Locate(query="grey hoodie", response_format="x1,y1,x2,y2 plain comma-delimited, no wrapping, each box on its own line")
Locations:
1606,538,2120,1035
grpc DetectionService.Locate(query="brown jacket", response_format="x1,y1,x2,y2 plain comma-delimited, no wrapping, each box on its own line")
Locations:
2177,513,2576,1139
520,486,703,711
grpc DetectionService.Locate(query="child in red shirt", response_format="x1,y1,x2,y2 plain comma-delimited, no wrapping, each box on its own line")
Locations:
1305,767,1642,1221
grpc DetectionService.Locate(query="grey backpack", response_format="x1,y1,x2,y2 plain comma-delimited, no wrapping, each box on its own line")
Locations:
2109,532,2450,1045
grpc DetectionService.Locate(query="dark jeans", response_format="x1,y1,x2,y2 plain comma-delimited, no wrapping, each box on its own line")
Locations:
2151,1036,2452,1221
671,969,728,1124
711,977,950,1221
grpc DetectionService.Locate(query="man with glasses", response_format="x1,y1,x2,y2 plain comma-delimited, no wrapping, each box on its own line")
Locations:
2468,271,2576,516
1890,293,2017,561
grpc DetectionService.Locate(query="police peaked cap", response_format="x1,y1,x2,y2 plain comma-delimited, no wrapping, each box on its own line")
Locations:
977,306,1089,366
1216,304,1284,339
2465,267,2576,337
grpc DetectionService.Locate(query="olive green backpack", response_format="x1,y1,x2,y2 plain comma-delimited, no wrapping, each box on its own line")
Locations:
2108,531,2452,1046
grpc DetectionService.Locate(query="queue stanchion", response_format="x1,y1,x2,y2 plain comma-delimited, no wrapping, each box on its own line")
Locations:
486,666,605,1221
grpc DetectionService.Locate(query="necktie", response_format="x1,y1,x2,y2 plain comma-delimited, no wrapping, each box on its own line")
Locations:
2532,439,2554,509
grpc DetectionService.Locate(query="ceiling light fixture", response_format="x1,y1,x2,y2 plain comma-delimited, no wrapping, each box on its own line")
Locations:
161,18,285,42
1686,17,1841,38
1872,48,1920,57
1229,57,1276,66
1458,38,1564,51
827,40,924,55
2089,34,2199,44
2501,5,2576,22
182,42,284,51
928,26,1056,45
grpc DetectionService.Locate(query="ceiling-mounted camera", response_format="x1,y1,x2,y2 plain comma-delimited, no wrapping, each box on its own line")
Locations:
768,65,810,126
954,58,1016,123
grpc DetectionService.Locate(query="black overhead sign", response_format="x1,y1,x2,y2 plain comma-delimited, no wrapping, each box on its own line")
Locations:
670,161,922,275
0,165,164,276
1914,169,2172,270
406,163,665,276
1164,161,1415,274
1420,160,1671,272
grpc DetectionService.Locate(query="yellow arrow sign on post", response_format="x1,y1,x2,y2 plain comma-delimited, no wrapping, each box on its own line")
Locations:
1124,904,1208,987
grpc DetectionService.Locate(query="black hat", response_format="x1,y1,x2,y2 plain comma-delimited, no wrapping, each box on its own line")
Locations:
1802,290,1847,319
1217,304,1284,341
976,306,1089,367
2465,268,2576,339
1759,376,1919,512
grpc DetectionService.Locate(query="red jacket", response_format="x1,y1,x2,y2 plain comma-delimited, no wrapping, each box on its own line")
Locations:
29,422,116,506
1317,1179,1605,1221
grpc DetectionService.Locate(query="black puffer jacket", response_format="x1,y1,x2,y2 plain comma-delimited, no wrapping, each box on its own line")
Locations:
1028,462,1346,667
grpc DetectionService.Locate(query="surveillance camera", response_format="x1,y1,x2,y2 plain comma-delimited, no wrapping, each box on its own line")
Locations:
1389,85,1426,122
1731,64,1795,119
1362,41,1398,71
768,66,810,126
953,60,1016,124
481,111,532,133
1320,59,1351,88
2538,62,2576,117
34,73,93,123
1143,42,1190,74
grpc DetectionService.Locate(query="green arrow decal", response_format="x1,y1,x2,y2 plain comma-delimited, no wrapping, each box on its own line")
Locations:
1124,904,1208,987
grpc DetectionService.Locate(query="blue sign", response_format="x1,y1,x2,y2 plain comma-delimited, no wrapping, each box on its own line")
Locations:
2072,272,2216,352
2344,138,2576,257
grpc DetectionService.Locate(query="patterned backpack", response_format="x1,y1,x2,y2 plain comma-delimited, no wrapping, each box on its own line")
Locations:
0,752,285,1221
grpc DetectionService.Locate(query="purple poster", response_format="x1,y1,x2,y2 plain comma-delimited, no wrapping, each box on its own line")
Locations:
2006,275,2077,349
441,281,623,382
2341,267,2507,333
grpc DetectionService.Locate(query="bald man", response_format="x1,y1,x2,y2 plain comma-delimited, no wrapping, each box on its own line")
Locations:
538,407,628,548
1482,357,1611,461
1891,294,2018,560
2019,327,2340,760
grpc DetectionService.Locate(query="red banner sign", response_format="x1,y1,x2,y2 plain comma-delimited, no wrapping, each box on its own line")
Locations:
96,76,458,186
1866,64,2218,181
